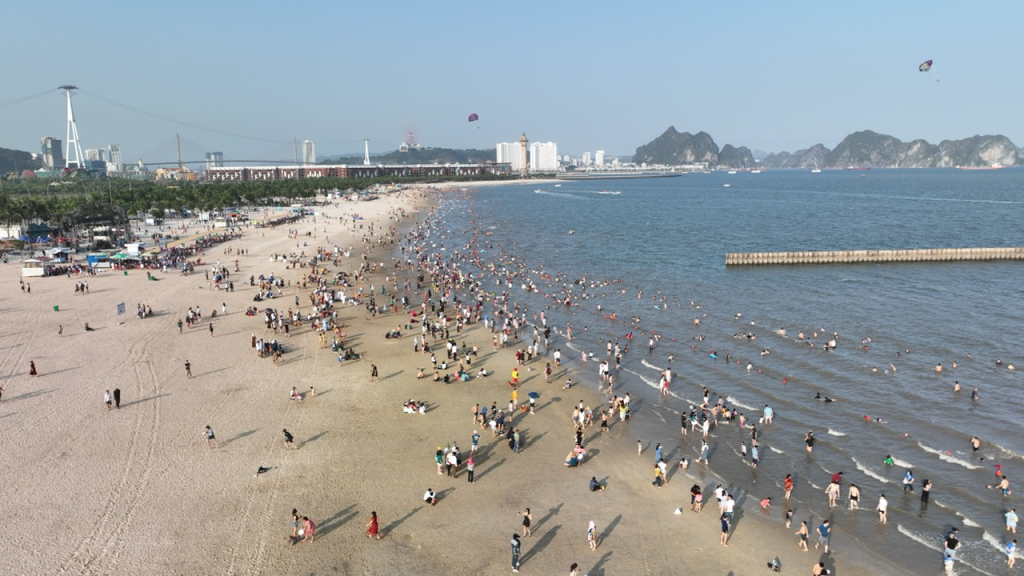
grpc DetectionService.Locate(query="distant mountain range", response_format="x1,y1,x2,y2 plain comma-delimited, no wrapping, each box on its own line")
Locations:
633,128,756,168
634,127,1022,169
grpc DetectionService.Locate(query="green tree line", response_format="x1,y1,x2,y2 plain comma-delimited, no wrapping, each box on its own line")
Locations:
0,172,527,229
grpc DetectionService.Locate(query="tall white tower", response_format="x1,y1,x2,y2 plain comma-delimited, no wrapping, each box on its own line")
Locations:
519,133,529,177
302,140,316,165
59,85,85,169
363,139,371,165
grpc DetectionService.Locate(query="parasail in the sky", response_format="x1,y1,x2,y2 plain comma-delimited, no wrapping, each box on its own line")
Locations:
919,60,933,72
468,113,479,122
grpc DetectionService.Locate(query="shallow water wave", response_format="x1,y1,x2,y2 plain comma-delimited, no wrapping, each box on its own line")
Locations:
455,170,1024,573
853,457,893,484
918,443,984,470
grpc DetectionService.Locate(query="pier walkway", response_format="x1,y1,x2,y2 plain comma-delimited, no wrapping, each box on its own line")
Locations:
726,247,1024,266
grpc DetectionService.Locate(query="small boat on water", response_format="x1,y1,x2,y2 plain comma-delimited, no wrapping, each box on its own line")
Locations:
727,170,737,175
751,169,762,174
811,162,821,173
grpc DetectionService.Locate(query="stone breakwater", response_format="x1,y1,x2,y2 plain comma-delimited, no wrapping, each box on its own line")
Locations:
726,247,1024,265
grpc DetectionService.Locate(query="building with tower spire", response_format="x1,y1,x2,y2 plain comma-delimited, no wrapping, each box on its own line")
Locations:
519,133,529,177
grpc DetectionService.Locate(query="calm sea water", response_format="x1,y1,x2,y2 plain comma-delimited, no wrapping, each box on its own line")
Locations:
432,168,1024,575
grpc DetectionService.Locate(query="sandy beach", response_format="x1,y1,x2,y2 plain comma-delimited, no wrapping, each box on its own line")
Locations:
0,184,906,575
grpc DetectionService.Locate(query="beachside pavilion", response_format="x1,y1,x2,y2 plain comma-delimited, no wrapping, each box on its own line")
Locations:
21,256,56,277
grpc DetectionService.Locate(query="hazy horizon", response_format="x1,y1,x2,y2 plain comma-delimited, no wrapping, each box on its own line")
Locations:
2,1,1021,163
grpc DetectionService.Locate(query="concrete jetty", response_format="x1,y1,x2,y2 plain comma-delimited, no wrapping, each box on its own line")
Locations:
726,247,1024,266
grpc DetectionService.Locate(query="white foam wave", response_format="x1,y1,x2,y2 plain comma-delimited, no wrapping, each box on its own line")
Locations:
641,359,663,372
918,443,983,470
896,524,942,552
989,441,1024,462
807,481,822,490
769,446,785,454
852,457,892,484
532,190,582,200
893,527,998,575
959,514,981,528
891,457,915,469
623,368,691,403
983,531,1007,553
726,396,757,412
623,368,660,389
827,428,846,437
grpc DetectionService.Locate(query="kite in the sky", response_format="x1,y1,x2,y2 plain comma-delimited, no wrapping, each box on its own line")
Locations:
919,60,932,72
468,113,479,122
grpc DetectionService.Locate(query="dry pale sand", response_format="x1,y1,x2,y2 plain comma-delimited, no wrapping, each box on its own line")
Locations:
0,187,906,576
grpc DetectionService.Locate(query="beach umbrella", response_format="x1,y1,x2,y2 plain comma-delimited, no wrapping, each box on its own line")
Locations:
527,391,540,399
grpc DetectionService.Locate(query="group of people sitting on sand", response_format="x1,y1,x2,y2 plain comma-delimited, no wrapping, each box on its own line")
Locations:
402,399,427,414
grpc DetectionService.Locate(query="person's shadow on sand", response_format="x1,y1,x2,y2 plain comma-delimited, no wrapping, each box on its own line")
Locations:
519,524,560,566
317,504,360,537
382,506,422,537
588,551,613,576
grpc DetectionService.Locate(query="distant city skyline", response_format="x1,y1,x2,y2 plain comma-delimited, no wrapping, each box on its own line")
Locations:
2,1,1022,164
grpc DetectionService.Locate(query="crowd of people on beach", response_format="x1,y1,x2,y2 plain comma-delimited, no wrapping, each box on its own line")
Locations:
33,185,1013,574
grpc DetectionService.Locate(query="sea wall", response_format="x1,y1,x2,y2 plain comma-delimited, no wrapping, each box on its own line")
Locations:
725,247,1024,266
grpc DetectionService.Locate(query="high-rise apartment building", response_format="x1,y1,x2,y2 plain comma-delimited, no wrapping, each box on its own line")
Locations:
582,151,592,166
107,145,122,173
206,152,224,171
529,142,559,172
302,140,316,165
40,137,64,170
496,142,525,172
84,148,105,162
595,150,605,167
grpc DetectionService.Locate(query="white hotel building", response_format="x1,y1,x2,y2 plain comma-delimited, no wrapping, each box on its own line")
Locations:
529,142,559,172
496,140,558,172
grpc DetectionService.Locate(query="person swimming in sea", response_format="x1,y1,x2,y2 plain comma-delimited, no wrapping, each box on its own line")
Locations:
815,392,836,403
884,455,894,466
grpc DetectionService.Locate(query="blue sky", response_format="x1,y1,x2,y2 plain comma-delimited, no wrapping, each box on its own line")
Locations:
2,0,1021,163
